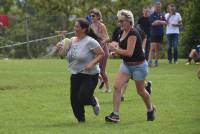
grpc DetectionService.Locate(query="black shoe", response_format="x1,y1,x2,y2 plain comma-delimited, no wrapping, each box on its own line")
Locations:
78,120,85,123
78,117,85,123
145,81,152,95
98,81,104,89
121,96,124,102
105,112,120,123
147,106,156,121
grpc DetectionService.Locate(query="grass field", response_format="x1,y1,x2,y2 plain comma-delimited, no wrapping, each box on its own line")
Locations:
0,59,199,134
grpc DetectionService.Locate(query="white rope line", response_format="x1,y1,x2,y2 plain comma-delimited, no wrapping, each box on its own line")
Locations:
0,31,74,49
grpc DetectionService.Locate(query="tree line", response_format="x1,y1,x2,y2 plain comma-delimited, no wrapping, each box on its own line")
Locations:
0,0,199,58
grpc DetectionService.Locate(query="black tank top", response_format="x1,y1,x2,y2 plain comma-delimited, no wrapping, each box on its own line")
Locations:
119,28,145,62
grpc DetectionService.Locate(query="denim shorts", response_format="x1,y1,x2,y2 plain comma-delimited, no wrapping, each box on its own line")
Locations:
119,61,148,80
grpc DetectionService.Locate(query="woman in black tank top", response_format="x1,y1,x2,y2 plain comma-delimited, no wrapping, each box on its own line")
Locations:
105,9,156,123
118,28,145,62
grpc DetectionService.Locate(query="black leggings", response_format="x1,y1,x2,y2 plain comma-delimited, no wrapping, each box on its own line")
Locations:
70,73,98,122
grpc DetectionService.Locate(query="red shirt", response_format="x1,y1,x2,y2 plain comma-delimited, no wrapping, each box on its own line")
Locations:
0,15,9,27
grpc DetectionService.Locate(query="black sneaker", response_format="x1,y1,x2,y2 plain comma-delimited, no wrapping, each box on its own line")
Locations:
78,119,86,123
78,117,86,123
145,81,152,95
98,81,104,89
147,106,156,121
105,112,120,123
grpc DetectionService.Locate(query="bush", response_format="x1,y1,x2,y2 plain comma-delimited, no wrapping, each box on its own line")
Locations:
180,0,200,58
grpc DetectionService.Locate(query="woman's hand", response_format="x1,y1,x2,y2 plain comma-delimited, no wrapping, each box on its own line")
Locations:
108,42,119,52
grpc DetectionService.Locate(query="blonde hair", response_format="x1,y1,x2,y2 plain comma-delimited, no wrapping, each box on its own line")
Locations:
90,8,103,22
117,9,134,26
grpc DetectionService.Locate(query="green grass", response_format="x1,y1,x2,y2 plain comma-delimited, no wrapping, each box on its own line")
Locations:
0,59,199,134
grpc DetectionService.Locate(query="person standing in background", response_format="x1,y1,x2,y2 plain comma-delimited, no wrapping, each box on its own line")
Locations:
138,6,151,61
165,4,182,64
148,2,166,67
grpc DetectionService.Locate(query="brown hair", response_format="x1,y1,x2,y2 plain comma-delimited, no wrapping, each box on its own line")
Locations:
143,6,149,9
76,18,100,41
169,3,176,9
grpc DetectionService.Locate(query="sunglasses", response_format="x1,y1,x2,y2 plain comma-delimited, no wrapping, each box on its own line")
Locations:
91,14,96,17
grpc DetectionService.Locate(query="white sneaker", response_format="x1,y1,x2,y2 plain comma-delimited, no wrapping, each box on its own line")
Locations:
102,88,112,93
101,88,107,93
93,97,100,116
106,89,112,93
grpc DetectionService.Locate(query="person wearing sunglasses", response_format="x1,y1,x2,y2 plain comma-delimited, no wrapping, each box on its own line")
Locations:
90,8,111,93
105,9,155,123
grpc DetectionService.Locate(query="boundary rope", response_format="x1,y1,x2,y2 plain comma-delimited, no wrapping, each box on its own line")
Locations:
0,31,74,49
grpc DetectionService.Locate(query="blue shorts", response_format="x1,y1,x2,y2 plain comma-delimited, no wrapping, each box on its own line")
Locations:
119,61,148,80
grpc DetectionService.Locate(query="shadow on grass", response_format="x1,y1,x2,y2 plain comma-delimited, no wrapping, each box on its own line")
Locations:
35,121,78,129
99,99,133,105
36,119,138,129
0,85,18,91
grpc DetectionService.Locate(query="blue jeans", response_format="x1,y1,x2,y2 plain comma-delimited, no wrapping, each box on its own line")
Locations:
167,34,179,62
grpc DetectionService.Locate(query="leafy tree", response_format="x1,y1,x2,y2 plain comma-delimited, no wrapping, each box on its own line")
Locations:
1,0,196,58
0,0,15,13
179,0,200,57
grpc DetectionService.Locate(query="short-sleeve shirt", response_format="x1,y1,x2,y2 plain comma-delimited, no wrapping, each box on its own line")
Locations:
138,16,151,36
119,28,145,62
165,12,182,34
67,36,101,74
135,26,146,41
149,12,166,36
